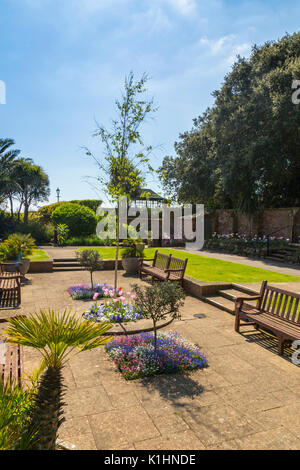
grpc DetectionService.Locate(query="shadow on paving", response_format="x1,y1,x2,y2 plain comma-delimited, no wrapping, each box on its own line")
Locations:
137,370,205,405
241,329,300,366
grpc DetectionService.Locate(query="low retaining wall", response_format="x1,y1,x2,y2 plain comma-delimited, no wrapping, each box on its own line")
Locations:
183,276,231,297
28,260,53,273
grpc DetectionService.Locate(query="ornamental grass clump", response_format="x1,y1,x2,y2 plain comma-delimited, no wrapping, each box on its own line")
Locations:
105,331,208,380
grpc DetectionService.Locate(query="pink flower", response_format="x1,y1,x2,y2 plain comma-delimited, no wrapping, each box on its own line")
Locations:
120,296,126,302
131,294,136,300
93,293,99,300
113,298,119,303
127,292,131,296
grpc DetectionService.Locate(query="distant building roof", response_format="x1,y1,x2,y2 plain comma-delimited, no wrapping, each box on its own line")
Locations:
135,188,167,201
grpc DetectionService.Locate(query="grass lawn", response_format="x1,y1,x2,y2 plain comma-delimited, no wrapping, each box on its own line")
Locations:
29,249,50,261
77,247,300,283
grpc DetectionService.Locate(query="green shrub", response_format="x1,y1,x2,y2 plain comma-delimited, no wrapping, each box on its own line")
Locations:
37,202,67,224
70,200,102,213
0,211,14,238
57,224,69,246
15,222,54,244
51,203,97,236
0,233,36,261
63,235,112,246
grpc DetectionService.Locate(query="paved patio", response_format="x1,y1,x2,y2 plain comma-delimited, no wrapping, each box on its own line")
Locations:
1,269,300,450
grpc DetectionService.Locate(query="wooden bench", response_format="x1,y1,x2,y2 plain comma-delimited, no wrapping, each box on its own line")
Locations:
139,250,188,287
235,280,300,355
0,272,21,307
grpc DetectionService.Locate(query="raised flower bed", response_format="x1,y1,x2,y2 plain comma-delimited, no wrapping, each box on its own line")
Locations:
105,331,208,380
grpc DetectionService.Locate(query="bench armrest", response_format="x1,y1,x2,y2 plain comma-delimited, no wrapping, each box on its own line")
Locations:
235,295,262,310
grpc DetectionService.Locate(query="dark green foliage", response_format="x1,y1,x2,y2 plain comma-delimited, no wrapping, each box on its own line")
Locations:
51,203,97,236
0,211,14,238
37,202,67,223
160,32,300,212
38,200,102,224
70,199,102,213
0,378,36,450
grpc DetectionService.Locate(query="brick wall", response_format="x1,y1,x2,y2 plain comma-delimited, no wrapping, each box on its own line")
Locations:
209,207,300,240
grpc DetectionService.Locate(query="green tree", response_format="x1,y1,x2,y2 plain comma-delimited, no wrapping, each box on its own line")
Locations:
76,249,104,289
160,32,300,214
86,71,157,292
4,310,112,450
132,282,185,350
9,158,50,224
0,139,20,210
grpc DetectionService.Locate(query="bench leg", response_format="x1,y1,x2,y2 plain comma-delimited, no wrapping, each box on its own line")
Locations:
278,338,284,356
234,311,240,333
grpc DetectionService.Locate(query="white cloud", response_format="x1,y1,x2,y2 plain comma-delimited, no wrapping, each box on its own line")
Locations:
198,35,236,55
167,0,197,15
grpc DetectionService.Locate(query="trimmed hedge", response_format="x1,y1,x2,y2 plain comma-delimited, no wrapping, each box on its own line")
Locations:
38,200,101,223
51,203,97,236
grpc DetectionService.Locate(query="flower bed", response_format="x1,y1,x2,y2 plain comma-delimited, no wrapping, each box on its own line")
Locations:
83,288,144,323
204,233,297,258
105,331,208,380
68,283,122,300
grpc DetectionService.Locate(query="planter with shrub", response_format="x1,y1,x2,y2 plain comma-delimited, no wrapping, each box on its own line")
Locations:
121,238,145,274
0,233,35,275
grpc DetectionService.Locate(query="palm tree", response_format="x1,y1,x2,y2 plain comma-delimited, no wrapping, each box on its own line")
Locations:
0,138,20,207
4,309,112,450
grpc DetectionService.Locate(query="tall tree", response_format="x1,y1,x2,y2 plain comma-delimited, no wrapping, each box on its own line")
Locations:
10,158,50,224
86,71,156,292
0,139,20,207
160,32,300,214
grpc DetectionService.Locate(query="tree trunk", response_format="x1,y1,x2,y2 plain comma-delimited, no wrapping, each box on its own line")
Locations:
90,270,94,290
114,201,120,295
30,366,65,450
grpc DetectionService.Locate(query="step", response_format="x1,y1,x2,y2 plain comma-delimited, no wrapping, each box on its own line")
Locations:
231,283,259,296
53,267,83,272
53,262,81,267
53,258,78,262
202,295,234,314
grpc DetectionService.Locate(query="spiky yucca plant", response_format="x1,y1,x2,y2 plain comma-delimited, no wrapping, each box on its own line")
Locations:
4,309,112,450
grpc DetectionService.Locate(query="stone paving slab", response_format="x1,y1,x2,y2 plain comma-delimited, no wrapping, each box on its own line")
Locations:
1,269,300,450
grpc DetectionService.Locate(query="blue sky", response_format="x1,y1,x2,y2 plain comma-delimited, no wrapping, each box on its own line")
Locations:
1,0,300,206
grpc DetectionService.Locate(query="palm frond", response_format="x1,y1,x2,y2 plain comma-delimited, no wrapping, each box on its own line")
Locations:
4,309,112,367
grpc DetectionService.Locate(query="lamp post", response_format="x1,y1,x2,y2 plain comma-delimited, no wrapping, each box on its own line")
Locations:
56,187,60,203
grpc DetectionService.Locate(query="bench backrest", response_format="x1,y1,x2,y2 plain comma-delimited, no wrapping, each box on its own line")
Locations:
153,251,170,270
260,281,300,325
168,256,188,279
153,251,188,279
